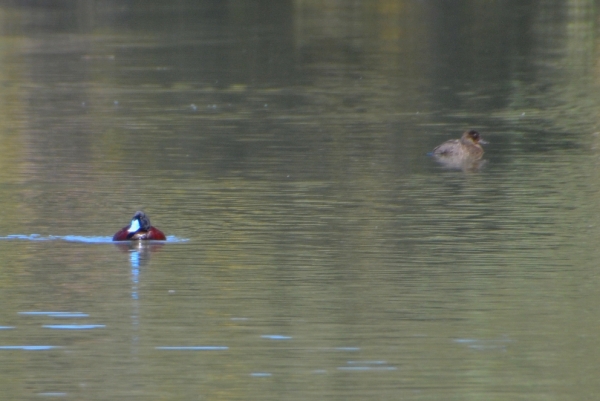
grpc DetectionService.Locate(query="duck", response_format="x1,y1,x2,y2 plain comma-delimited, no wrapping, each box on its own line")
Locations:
432,130,487,161
113,211,166,241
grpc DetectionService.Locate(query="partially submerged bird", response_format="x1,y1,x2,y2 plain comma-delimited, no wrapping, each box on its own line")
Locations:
431,130,487,170
432,130,487,160
113,211,166,241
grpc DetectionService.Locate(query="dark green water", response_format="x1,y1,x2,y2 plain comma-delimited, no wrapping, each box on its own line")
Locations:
0,1,599,399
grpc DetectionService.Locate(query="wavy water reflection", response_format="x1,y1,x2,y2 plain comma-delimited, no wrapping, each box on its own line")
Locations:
155,346,229,351
0,235,188,243
19,312,88,318
43,325,105,330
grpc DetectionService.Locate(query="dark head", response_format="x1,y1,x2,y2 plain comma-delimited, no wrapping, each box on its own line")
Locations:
466,130,480,142
128,211,152,233
462,130,487,145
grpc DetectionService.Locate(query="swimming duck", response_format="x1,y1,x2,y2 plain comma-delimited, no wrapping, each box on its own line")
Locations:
113,211,166,241
432,130,487,160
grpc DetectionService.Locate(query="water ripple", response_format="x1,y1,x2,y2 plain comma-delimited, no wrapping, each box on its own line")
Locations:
453,337,513,351
0,234,188,243
19,311,88,318
43,325,105,330
261,335,292,340
37,393,68,397
156,346,228,351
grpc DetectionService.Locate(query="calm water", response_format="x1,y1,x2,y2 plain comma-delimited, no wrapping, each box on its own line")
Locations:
1,1,600,399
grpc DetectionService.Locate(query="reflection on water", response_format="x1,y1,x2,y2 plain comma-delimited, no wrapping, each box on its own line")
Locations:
0,346,60,351
43,325,105,330
453,337,513,352
0,1,600,400
156,346,229,351
0,235,186,243
19,312,88,317
261,335,293,340
430,154,488,172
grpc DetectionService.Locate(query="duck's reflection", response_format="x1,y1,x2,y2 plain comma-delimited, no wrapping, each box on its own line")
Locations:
432,156,487,172
114,241,164,353
114,241,163,299
114,241,163,267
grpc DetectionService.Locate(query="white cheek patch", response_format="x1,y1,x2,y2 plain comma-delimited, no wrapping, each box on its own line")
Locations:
128,219,141,233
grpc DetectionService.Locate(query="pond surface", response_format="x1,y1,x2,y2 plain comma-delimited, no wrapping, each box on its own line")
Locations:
1,1,600,399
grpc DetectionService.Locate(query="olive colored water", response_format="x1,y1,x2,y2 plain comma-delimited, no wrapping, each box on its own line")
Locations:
0,1,600,400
